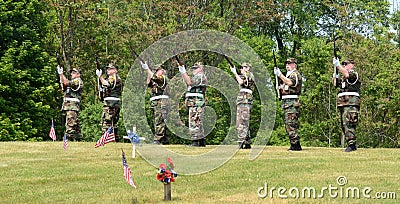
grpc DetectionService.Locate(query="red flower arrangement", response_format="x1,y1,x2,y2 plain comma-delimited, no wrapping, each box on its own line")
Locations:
156,157,178,184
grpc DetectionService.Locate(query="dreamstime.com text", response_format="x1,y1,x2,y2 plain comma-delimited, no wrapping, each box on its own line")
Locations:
257,176,397,200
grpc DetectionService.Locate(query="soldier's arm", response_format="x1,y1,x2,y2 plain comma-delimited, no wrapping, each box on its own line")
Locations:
182,72,192,86
146,69,154,85
278,74,294,86
233,72,244,85
59,73,69,86
336,63,350,78
99,76,108,86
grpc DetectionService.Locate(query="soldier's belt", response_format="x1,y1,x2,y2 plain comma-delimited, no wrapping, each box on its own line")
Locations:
338,92,360,97
150,95,169,101
240,88,252,94
104,97,121,101
64,97,80,102
281,95,298,99
185,93,204,98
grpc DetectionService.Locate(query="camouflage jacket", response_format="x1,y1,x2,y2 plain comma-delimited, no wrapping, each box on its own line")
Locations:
103,74,122,107
237,71,255,105
280,69,302,96
186,73,207,107
62,77,84,111
336,70,361,107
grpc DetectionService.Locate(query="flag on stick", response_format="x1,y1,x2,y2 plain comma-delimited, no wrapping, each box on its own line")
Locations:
122,149,137,188
63,133,68,150
95,126,115,148
49,119,56,141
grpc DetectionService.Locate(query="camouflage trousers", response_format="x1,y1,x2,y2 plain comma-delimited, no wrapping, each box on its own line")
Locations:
188,106,205,140
102,105,120,141
283,103,300,144
339,105,359,145
65,110,81,141
237,103,252,144
151,98,168,143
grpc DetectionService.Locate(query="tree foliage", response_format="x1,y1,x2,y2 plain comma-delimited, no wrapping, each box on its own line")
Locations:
1,0,399,147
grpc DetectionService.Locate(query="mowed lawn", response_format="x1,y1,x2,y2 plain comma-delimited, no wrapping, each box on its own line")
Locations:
0,142,399,204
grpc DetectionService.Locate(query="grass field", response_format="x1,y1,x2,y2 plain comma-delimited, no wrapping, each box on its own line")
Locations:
1,142,399,204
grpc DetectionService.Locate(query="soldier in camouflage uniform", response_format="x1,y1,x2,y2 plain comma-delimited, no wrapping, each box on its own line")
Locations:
333,58,361,152
141,62,169,144
274,58,303,151
57,65,84,141
96,63,123,141
178,62,207,147
230,62,255,149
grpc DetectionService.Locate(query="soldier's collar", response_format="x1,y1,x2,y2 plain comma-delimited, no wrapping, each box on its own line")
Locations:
286,70,294,77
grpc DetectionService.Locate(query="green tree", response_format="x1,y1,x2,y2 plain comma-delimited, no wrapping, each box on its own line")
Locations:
0,0,58,141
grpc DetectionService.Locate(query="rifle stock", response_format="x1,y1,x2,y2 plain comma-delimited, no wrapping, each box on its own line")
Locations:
273,50,281,100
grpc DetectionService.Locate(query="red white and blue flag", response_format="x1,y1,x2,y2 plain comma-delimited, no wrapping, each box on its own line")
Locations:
49,119,56,141
122,150,137,188
95,126,115,148
63,133,68,150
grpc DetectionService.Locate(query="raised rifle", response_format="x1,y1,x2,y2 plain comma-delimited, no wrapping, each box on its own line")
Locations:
95,56,104,102
333,34,339,87
174,55,184,66
273,50,281,100
56,52,67,92
223,54,235,69
132,49,146,64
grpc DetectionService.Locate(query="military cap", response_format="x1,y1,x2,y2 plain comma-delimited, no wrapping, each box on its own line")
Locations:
106,63,117,69
240,62,252,69
285,58,297,64
192,61,204,69
342,59,354,65
70,67,81,74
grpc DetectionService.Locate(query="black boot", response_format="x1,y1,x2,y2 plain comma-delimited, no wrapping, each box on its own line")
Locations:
188,140,199,147
288,141,302,151
239,142,251,149
288,143,296,151
295,141,302,151
344,143,357,152
198,138,206,147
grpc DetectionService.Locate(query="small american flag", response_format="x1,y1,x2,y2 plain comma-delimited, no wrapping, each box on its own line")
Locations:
95,126,115,148
122,150,137,188
49,119,56,141
63,134,68,150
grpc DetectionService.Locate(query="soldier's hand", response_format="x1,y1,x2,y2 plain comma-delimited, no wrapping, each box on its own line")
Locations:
333,57,340,67
230,66,237,75
178,65,186,74
274,67,281,77
140,61,149,70
96,69,102,77
57,65,63,75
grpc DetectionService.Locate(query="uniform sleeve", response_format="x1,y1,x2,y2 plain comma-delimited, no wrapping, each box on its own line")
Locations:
289,72,299,87
347,71,359,84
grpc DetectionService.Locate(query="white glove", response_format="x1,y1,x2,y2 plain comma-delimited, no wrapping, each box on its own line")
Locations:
57,65,63,75
140,61,149,70
178,65,186,74
274,67,281,77
333,57,340,67
230,66,237,75
96,69,102,77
